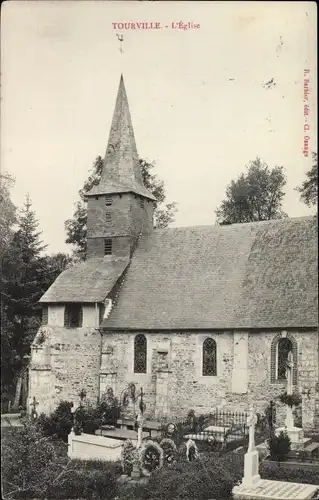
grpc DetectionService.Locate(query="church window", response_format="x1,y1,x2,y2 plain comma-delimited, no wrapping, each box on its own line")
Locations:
277,338,293,380
140,198,144,208
104,238,112,255
270,333,298,385
64,304,83,328
134,334,147,373
202,338,217,376
105,197,112,206
105,212,112,223
42,306,48,325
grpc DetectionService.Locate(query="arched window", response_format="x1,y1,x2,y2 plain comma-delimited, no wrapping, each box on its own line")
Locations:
270,333,298,385
134,334,147,373
64,304,83,328
277,338,292,380
202,338,217,376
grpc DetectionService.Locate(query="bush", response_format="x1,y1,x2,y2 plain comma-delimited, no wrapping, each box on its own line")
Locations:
268,431,291,462
46,468,118,499
75,404,100,435
137,454,242,500
261,461,319,485
278,392,302,408
98,388,121,426
37,400,73,442
1,418,60,498
2,420,120,499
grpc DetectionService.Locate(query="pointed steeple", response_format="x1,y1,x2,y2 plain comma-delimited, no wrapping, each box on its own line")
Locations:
86,75,155,200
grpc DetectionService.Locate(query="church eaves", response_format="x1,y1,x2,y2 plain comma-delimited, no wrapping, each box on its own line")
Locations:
86,75,155,201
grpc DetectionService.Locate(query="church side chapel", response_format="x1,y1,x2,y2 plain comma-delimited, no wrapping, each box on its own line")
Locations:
29,74,318,431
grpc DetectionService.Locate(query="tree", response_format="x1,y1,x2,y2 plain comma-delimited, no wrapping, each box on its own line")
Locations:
215,158,287,225
0,172,17,259
65,156,177,259
1,196,66,401
296,152,318,209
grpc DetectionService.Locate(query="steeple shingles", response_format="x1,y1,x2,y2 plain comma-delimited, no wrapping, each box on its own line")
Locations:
86,75,155,200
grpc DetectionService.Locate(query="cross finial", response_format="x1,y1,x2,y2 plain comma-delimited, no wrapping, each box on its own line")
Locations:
116,34,124,54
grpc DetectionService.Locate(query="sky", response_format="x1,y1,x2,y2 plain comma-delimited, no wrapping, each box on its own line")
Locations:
1,1,317,255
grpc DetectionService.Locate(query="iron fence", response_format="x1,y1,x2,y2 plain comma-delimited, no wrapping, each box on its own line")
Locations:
158,409,267,452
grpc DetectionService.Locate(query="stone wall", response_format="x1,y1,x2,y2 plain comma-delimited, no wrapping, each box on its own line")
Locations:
29,322,101,414
101,329,318,427
86,193,153,259
29,324,318,429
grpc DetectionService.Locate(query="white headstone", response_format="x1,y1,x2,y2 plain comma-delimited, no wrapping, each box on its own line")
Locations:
241,407,260,489
285,351,294,429
136,411,143,449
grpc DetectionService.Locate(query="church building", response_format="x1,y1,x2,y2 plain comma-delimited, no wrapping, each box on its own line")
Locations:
29,75,318,430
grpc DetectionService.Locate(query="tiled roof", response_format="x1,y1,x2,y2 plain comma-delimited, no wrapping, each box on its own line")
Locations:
103,216,318,330
40,257,129,303
85,75,155,201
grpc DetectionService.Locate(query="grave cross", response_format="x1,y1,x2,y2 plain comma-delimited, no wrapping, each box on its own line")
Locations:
247,407,257,452
30,397,39,420
284,351,294,429
285,351,293,396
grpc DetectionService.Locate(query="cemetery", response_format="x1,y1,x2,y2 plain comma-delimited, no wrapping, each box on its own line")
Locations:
2,377,319,499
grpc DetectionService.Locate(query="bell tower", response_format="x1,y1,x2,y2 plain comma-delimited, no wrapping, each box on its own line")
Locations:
85,75,155,259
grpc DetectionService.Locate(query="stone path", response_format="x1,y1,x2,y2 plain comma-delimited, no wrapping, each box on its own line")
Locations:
233,479,319,500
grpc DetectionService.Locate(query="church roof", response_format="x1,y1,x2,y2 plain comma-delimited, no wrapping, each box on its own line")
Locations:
85,75,155,201
39,257,129,303
103,216,318,330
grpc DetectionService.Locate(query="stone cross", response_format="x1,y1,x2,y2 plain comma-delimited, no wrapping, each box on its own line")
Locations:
247,407,257,453
136,411,144,449
242,407,261,489
285,351,294,429
285,351,293,396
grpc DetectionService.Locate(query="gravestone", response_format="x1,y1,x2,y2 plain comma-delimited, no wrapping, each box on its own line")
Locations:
232,403,319,500
241,407,261,489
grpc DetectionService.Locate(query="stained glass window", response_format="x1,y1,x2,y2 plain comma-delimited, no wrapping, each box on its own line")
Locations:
202,338,217,376
134,334,147,373
277,338,292,380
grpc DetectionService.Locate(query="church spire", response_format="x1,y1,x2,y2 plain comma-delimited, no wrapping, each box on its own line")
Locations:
86,75,155,201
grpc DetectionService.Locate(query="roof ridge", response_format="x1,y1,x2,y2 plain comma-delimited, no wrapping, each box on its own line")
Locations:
153,216,316,232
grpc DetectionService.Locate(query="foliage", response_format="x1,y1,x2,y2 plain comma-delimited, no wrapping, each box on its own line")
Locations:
216,157,287,224
75,404,100,435
99,387,121,426
296,152,318,209
65,156,178,259
120,453,243,500
267,431,291,462
278,392,302,408
260,460,319,485
45,468,118,499
0,172,17,259
37,401,73,442
1,418,60,498
38,392,121,442
1,196,48,398
121,439,136,476
2,420,119,499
